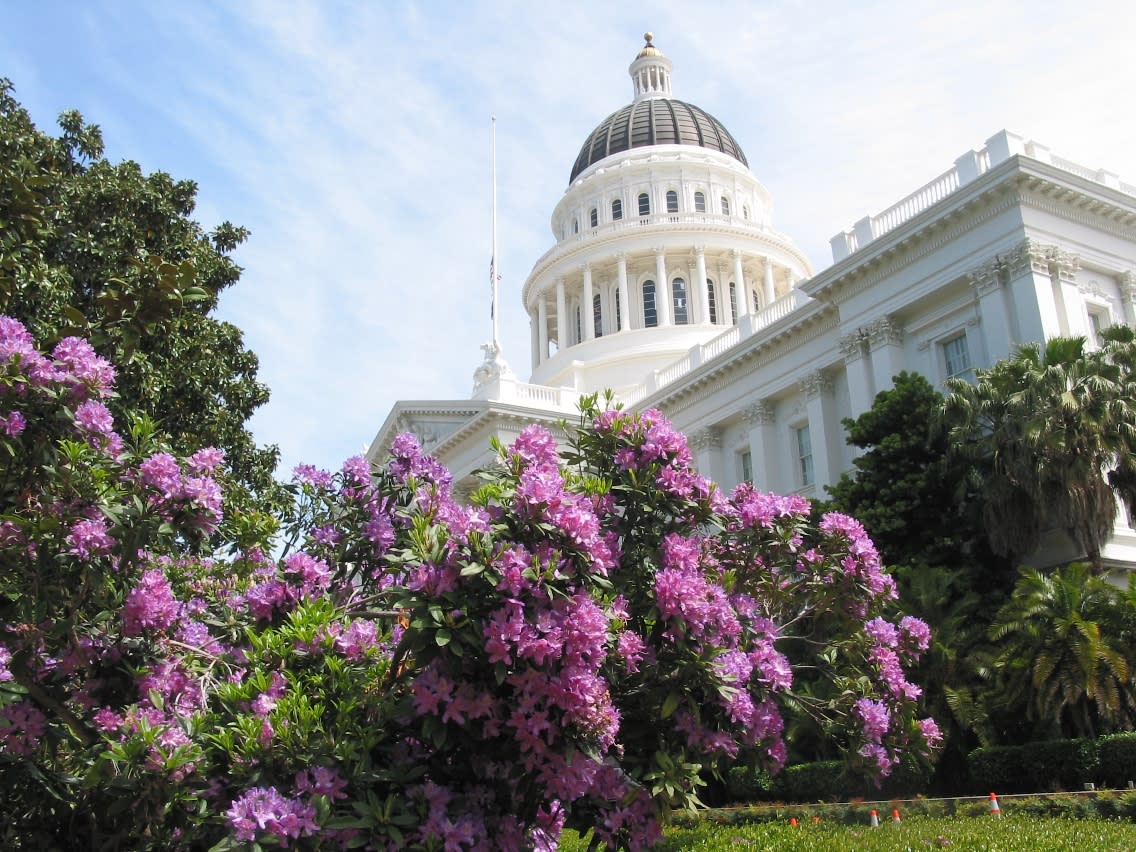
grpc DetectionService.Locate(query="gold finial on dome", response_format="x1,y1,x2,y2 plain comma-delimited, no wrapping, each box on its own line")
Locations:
637,32,662,58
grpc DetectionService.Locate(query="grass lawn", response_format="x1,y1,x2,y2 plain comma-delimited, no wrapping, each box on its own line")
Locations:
561,814,1136,850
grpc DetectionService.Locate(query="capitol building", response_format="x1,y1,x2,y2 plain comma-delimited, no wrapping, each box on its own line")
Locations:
368,34,1136,569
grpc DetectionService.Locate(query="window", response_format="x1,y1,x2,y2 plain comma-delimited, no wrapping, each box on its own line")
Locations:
638,193,650,216
743,205,750,220
666,190,679,213
589,207,598,228
694,191,706,213
672,278,688,325
795,425,814,487
593,293,603,338
612,198,623,220
707,279,718,324
643,281,658,328
943,333,971,379
574,305,581,344
1087,306,1111,347
751,288,761,313
740,450,753,484
614,288,622,331
572,218,578,234
721,196,730,216
729,282,737,324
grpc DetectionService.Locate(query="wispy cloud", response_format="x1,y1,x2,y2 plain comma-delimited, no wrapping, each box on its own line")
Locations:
3,0,1134,476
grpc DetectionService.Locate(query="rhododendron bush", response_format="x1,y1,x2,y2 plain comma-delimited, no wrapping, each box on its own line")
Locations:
0,316,940,849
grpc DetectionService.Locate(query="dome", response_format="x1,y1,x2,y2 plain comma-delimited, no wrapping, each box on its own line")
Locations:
568,35,749,182
569,97,748,182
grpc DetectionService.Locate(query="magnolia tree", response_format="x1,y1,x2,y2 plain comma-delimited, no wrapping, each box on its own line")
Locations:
0,315,940,850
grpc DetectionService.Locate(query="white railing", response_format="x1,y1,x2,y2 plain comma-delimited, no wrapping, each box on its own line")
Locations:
655,354,692,388
870,166,960,238
510,382,581,410
829,131,1136,262
701,324,741,361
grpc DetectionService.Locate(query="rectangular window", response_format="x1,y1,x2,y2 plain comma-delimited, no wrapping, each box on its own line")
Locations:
707,280,718,324
943,333,971,379
740,450,752,484
795,425,814,487
721,196,730,216
638,194,650,216
1087,307,1110,347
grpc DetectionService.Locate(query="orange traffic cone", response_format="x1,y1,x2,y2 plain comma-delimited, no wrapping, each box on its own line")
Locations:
812,815,821,825
892,808,902,823
790,817,799,827
869,809,879,827
989,792,1001,816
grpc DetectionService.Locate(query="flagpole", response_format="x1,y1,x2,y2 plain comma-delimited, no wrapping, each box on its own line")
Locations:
490,115,499,350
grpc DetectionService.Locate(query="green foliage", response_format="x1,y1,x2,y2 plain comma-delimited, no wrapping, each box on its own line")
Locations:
968,739,1100,794
1098,733,1136,788
0,77,279,506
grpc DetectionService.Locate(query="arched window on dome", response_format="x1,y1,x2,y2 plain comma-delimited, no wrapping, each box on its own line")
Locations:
575,304,582,345
707,279,718,324
612,199,623,221
721,196,730,216
590,207,598,228
643,280,658,328
672,278,688,325
729,282,738,325
694,192,706,213
638,193,650,217
593,293,603,338
573,218,579,235
751,288,762,313
666,190,678,214
614,288,622,331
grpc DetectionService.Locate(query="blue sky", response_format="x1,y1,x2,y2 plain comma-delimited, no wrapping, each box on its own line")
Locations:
4,1,1134,476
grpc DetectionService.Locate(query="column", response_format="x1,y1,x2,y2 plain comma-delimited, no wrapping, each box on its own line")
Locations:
689,427,722,483
867,315,905,393
537,295,548,363
969,259,1013,362
655,249,673,326
743,400,779,492
617,253,631,332
1050,248,1082,337
695,247,710,324
733,250,749,320
800,371,837,491
582,263,595,340
838,330,875,418
1119,271,1136,326
556,278,568,350
1004,238,1063,342
763,259,776,307
529,312,539,369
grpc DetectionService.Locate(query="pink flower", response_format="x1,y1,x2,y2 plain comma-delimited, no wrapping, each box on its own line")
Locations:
187,447,225,473
68,517,114,560
122,569,181,635
0,411,26,437
226,787,318,843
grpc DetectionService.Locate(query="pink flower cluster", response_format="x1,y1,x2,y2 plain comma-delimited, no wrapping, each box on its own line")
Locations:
226,786,318,844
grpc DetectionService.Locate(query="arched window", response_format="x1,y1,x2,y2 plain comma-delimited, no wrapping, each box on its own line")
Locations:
593,293,603,338
614,288,622,331
590,207,598,228
643,280,658,328
729,282,738,324
751,288,761,313
707,279,718,324
638,193,650,216
672,277,688,325
721,196,730,216
743,205,750,220
575,305,582,344
612,198,623,220
572,218,579,234
694,191,706,213
666,190,679,213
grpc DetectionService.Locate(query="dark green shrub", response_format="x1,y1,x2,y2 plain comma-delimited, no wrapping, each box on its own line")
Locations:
1020,738,1097,792
771,760,846,802
969,744,1027,793
1098,733,1136,788
724,764,774,803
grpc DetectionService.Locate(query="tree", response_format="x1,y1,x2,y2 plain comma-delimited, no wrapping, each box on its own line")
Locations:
989,563,1135,739
0,78,279,502
940,334,1136,572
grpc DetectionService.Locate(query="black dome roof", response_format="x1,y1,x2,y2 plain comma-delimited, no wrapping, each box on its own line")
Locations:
570,97,748,183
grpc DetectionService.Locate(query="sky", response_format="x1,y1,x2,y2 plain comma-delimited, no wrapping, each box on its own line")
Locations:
3,0,1134,477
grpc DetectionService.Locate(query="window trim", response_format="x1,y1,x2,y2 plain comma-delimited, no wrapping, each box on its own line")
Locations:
694,191,706,213
637,193,650,216
642,280,658,328
672,277,688,325
666,189,679,214
611,198,623,220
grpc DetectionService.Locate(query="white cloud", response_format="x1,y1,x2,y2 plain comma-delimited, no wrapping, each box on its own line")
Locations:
3,0,1134,475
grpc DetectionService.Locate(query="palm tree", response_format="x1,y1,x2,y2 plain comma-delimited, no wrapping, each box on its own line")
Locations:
989,563,1134,739
941,334,1136,571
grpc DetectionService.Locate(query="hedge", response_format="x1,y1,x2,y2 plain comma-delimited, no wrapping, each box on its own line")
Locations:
968,738,1099,793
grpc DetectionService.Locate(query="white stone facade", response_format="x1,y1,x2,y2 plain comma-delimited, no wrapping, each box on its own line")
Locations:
367,37,1136,569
